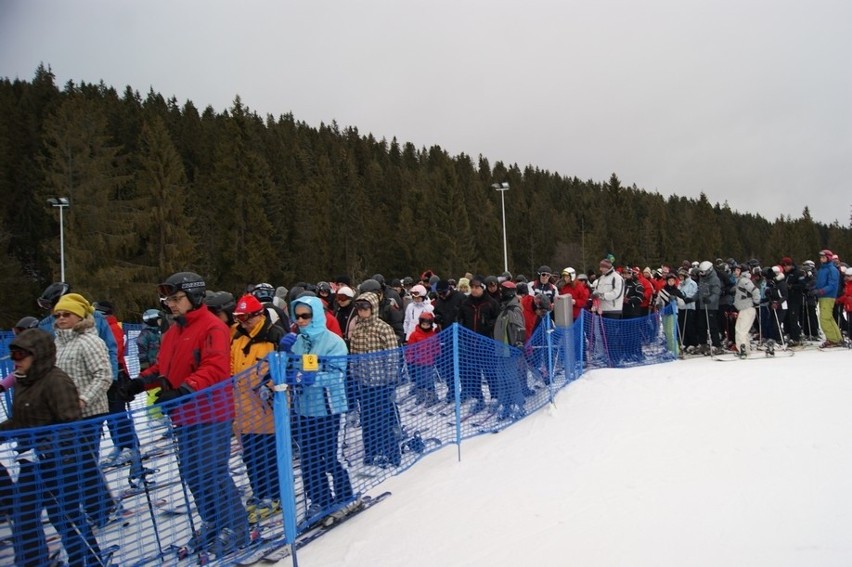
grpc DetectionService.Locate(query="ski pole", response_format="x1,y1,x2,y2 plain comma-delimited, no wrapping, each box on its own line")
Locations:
123,401,165,558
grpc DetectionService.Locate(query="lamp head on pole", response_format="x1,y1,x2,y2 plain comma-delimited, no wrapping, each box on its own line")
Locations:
491,182,510,191
47,197,70,208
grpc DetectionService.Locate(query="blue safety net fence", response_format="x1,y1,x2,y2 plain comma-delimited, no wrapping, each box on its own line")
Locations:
0,305,677,566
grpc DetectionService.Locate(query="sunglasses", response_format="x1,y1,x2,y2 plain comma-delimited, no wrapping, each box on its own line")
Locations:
294,312,313,320
10,349,32,361
419,319,433,325
410,292,422,298
54,311,76,319
336,295,351,301
355,302,372,310
539,273,551,277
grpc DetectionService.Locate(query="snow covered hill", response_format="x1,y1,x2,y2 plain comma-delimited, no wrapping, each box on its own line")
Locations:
285,348,852,567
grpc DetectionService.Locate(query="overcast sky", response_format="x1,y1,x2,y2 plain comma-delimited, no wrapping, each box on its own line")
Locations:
2,0,850,226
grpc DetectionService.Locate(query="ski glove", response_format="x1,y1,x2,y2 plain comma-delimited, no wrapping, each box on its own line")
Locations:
279,332,298,353
118,378,146,402
155,381,191,405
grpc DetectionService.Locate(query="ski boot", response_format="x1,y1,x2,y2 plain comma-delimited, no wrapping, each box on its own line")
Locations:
738,344,747,359
765,339,775,357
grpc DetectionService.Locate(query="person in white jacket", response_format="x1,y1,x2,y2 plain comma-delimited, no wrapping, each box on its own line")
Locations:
731,264,761,356
403,284,434,339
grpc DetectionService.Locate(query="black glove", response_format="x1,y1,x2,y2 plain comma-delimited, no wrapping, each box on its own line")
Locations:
118,378,146,402
154,383,191,405
684,296,695,304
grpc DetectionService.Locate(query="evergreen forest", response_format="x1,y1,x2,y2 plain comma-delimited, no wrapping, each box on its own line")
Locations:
1,65,849,324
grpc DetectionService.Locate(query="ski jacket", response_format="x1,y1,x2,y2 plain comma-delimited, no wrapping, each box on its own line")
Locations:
40,310,118,379
403,299,435,340
0,330,81,434
104,314,129,376
636,273,654,309
732,274,761,312
289,296,349,418
678,277,698,311
558,281,590,320
494,296,525,354
140,304,233,426
231,314,284,435
54,317,112,418
433,290,465,330
136,326,163,371
530,280,558,305
459,293,500,337
405,324,440,366
622,278,645,319
836,280,852,313
591,268,624,314
654,283,685,310
697,270,722,310
349,292,401,387
815,262,840,298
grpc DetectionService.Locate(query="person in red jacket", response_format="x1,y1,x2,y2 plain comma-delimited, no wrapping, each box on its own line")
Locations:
836,267,852,340
120,272,248,555
633,267,654,315
405,311,441,406
557,267,590,323
93,300,142,471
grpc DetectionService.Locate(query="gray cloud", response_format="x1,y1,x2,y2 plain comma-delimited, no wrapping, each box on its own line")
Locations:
2,0,849,225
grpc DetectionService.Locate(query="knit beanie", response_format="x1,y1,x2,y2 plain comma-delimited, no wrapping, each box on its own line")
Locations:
53,293,94,319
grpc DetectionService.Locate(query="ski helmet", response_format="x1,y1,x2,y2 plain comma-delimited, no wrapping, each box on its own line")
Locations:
142,309,162,326
698,261,713,276
204,291,236,315
13,316,39,333
38,282,71,310
359,279,382,294
158,272,206,308
251,283,275,303
819,249,834,261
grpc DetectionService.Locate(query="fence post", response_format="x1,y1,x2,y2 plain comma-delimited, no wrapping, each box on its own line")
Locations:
544,316,555,404
452,324,462,461
270,352,301,565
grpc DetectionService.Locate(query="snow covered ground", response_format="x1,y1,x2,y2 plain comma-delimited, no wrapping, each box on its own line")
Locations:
284,347,852,567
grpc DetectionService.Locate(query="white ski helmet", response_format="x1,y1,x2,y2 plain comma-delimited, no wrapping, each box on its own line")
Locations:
698,261,713,276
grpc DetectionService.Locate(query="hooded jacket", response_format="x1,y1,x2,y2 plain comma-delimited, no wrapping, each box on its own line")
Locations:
231,313,284,435
54,316,112,418
289,296,349,417
349,292,400,387
0,329,81,434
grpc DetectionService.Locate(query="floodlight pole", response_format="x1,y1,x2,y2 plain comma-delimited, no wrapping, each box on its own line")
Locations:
492,182,510,273
47,197,70,281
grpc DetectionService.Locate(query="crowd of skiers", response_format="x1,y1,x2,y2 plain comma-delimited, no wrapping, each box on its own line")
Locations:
1,247,849,565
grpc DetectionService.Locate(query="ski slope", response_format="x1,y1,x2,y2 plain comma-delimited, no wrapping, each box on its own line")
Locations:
284,348,852,567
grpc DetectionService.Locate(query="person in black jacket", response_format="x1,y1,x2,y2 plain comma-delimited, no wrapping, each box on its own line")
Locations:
781,257,805,345
620,267,646,363
458,276,500,411
432,279,466,401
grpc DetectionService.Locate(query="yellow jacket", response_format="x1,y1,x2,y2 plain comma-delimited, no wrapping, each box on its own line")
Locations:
230,316,283,435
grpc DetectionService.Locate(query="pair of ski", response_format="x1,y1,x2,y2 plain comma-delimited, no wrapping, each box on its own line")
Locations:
235,491,392,565
714,342,795,362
